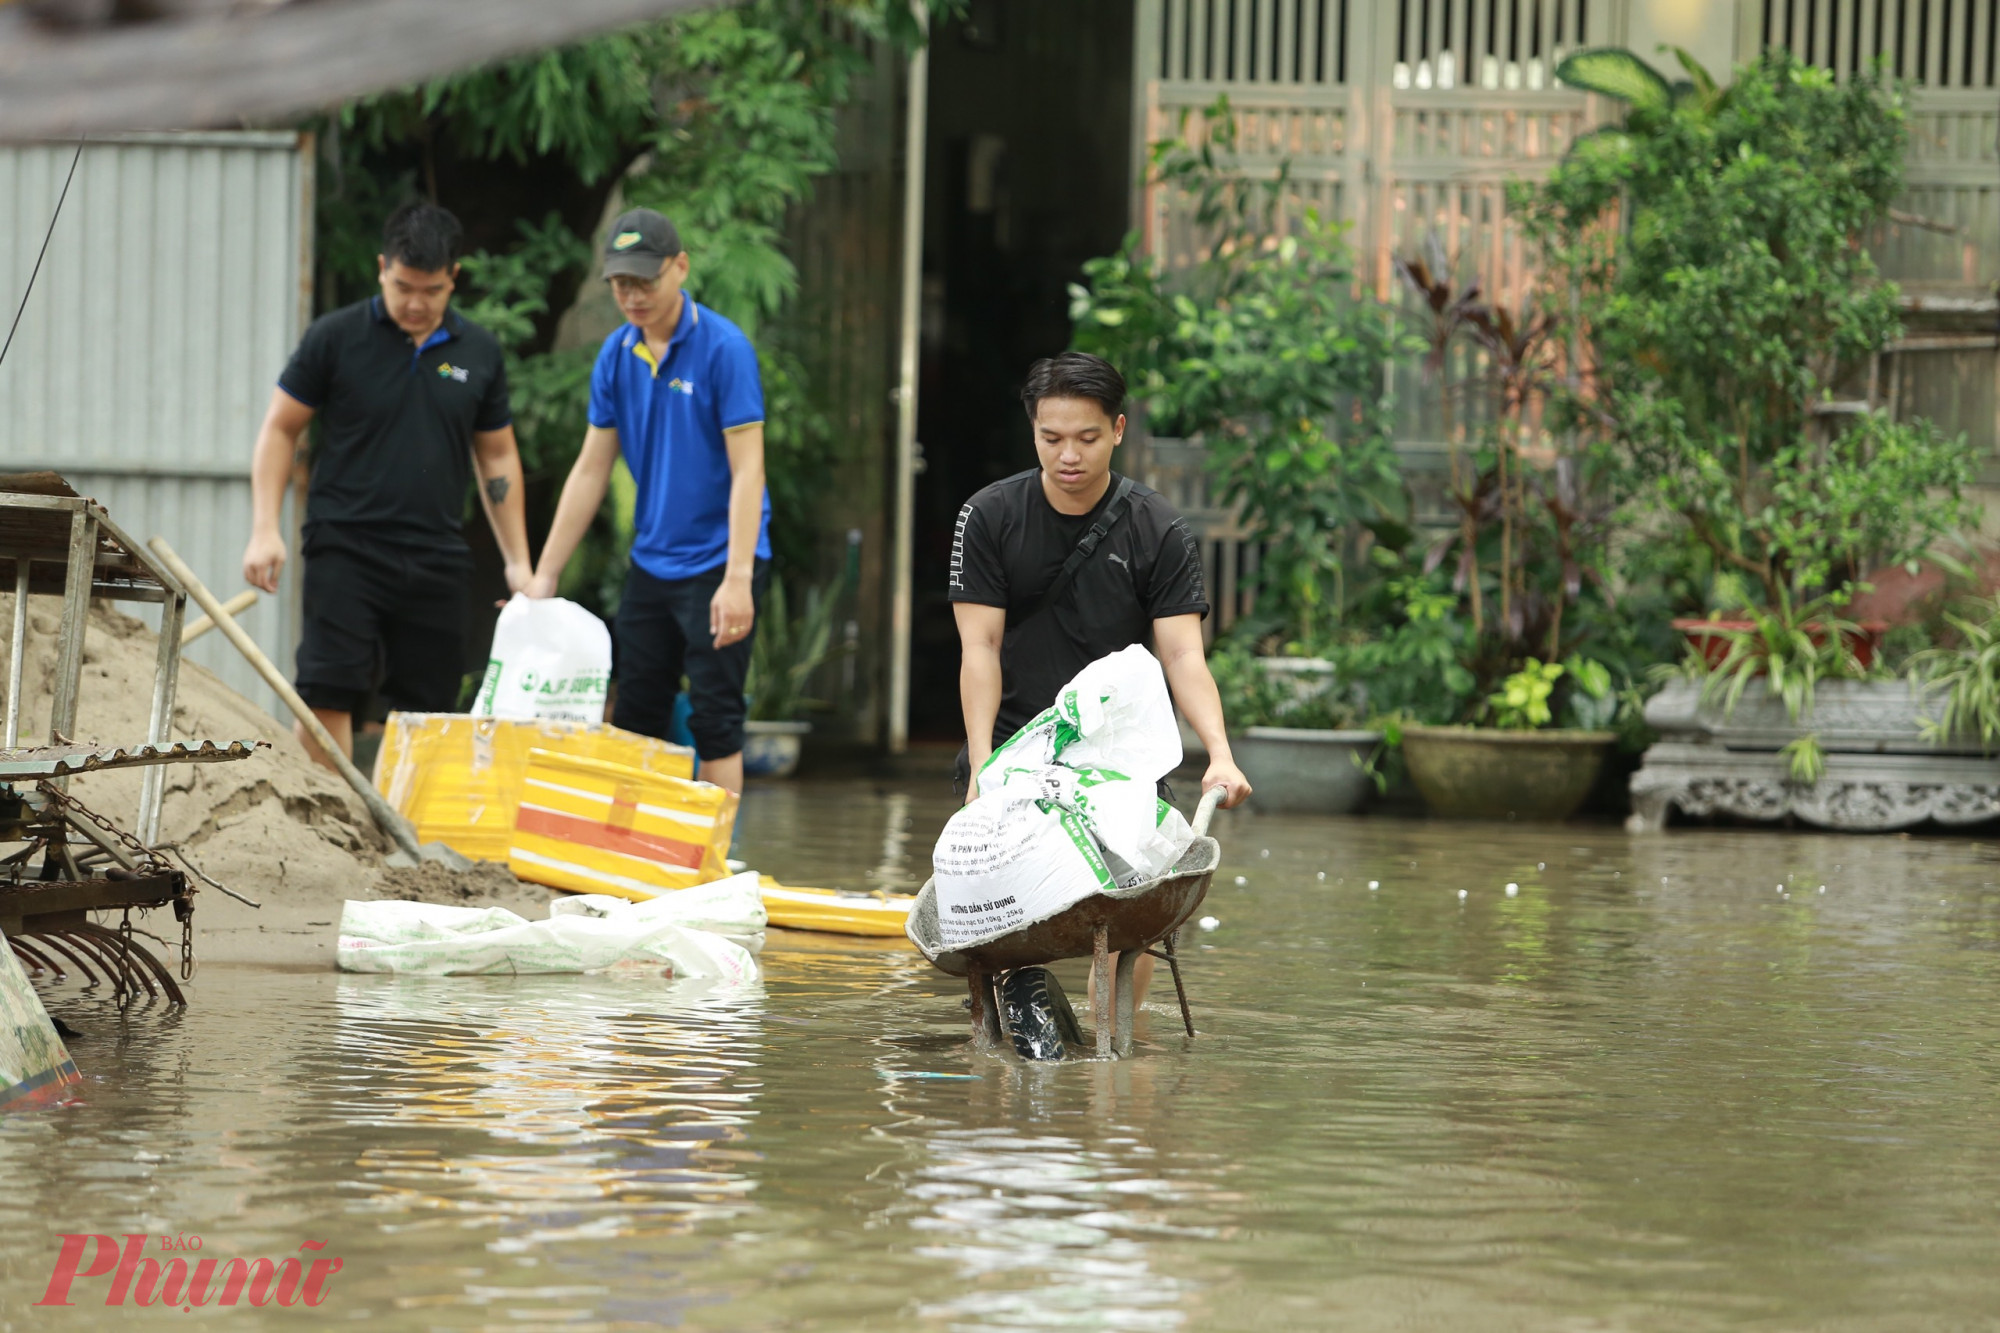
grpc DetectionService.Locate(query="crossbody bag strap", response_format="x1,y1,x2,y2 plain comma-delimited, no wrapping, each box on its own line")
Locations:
1008,475,1138,631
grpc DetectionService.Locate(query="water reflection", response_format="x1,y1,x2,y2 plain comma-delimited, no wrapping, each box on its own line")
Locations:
326,976,767,1249
908,1126,1193,1330
3,793,2000,1329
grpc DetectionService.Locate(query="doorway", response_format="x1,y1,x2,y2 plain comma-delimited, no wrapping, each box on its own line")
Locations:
907,0,1136,741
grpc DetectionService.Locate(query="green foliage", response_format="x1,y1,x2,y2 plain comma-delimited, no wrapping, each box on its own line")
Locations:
456,215,596,476
1071,98,1417,642
319,1,952,600
1488,658,1564,730
1562,655,1618,729
1337,565,1479,725
1522,47,1971,611
1390,221,1638,718
1206,639,1359,731
1663,590,1872,782
1555,47,1674,113
1908,595,2000,751
747,575,853,721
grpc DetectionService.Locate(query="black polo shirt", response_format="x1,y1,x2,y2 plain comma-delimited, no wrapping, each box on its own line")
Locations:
949,468,1209,746
278,297,511,554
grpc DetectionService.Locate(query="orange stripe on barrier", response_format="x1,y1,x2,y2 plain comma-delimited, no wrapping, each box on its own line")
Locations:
515,805,705,869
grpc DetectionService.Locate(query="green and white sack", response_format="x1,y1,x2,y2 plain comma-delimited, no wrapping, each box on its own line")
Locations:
979,644,1183,785
934,646,1194,950
473,594,613,723
931,797,1117,950
982,764,1193,889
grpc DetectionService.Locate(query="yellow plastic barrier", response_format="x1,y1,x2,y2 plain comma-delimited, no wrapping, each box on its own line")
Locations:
757,878,917,939
374,713,695,863
508,749,737,899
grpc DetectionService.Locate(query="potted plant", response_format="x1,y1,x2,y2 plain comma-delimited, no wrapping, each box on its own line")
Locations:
1072,99,1419,806
1909,594,2000,749
743,576,847,779
1206,640,1381,815
1400,657,1621,820
1369,230,1641,819
1529,47,1976,821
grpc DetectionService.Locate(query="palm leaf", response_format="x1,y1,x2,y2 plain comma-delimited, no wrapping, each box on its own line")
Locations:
1555,48,1673,113
1672,46,1723,107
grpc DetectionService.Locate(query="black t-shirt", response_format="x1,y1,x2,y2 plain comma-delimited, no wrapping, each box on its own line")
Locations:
278,297,512,554
949,469,1208,746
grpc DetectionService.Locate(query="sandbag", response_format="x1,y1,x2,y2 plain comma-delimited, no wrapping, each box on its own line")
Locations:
335,872,765,979
980,643,1182,785
931,797,1114,949
473,595,613,723
933,646,1194,951
981,763,1193,888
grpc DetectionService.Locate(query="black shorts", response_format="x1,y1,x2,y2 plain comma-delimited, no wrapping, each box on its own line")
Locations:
295,539,470,715
613,559,768,761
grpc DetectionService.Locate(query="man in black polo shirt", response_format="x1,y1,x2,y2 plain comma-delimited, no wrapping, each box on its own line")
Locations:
950,351,1251,808
241,203,530,767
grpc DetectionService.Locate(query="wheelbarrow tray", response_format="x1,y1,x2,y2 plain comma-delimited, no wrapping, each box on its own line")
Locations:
905,832,1219,977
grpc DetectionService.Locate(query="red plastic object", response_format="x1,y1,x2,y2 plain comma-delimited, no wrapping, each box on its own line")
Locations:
1672,618,1889,670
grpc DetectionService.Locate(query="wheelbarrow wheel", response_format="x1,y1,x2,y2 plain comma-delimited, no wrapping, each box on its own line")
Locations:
998,966,1084,1061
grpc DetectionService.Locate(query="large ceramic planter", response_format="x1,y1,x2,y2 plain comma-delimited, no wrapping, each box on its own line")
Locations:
1630,678,2000,832
1400,725,1617,821
1232,727,1380,815
743,720,811,779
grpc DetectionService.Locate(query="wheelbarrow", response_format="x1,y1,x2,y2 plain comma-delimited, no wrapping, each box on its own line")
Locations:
905,785,1224,1059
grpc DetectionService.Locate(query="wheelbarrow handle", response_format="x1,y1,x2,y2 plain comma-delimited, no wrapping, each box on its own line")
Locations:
1191,784,1225,837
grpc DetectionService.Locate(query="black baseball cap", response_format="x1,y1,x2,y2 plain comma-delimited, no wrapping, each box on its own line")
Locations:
603,208,683,278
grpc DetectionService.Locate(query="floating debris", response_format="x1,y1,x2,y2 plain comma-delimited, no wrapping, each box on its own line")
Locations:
1198,916,1219,931
1505,883,1519,897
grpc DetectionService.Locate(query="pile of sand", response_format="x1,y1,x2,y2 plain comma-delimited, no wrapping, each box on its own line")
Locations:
2,596,551,965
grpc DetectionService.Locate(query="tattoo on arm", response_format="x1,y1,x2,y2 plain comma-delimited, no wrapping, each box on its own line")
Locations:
485,476,511,505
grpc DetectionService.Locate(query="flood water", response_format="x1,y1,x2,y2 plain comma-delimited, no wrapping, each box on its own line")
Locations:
5,779,2000,1329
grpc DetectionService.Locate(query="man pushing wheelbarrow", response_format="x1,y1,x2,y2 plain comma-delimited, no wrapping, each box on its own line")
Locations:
915,353,1250,1059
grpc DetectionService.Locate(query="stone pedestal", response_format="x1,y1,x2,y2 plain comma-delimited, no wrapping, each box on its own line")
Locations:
1630,679,2000,832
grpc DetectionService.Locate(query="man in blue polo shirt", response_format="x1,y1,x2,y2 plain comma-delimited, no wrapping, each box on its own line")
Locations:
530,208,770,794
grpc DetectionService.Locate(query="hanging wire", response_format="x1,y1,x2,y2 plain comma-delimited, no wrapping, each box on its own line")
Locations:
0,137,85,373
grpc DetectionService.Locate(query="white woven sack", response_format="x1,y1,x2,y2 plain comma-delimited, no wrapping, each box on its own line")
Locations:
335,883,761,980
930,797,1116,951
980,644,1181,784
473,594,613,723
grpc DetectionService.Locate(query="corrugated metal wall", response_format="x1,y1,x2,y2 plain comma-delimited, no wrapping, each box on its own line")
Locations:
0,132,310,716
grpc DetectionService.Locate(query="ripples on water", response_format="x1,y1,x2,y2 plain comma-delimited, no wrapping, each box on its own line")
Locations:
3,782,1999,1329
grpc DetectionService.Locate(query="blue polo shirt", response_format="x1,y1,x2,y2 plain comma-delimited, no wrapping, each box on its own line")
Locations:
588,298,770,581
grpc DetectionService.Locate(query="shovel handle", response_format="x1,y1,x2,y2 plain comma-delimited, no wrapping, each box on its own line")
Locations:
148,536,422,859
1191,784,1225,837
